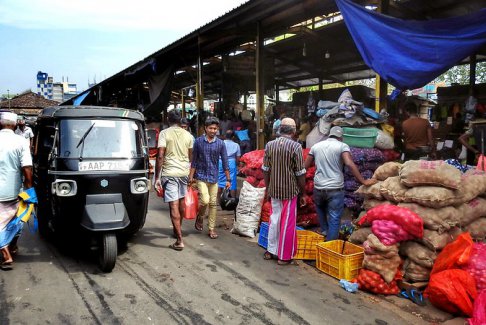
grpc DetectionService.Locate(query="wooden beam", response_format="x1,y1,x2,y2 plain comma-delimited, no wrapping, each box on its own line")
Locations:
256,21,265,149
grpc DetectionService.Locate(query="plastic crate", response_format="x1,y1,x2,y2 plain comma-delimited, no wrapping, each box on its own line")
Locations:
258,222,269,248
316,240,364,280
294,230,325,260
258,224,307,249
342,127,378,148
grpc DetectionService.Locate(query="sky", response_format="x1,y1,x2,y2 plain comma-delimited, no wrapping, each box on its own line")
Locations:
0,0,248,96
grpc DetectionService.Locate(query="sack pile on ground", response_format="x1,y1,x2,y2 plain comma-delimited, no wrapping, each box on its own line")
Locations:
356,161,486,286
344,147,385,214
425,233,482,317
353,204,424,295
239,149,318,227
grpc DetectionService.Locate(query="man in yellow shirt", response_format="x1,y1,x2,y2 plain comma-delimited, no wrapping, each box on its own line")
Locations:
154,110,194,251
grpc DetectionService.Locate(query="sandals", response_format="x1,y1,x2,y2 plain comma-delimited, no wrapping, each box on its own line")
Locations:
0,261,13,270
194,215,203,232
263,251,274,260
277,260,292,265
208,232,218,239
398,288,426,306
169,243,184,251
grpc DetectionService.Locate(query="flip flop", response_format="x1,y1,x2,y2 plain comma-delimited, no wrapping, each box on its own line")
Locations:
263,251,274,260
277,260,292,265
408,289,426,306
169,243,184,251
208,232,218,239
0,261,13,270
194,215,203,232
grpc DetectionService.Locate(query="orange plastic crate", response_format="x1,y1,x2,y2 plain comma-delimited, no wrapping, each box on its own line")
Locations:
316,240,364,280
294,230,325,260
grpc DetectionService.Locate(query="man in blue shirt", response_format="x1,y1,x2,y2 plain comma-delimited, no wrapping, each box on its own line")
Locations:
189,117,230,239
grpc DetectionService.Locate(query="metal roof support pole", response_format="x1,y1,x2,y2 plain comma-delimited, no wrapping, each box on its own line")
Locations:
318,77,323,101
181,91,186,118
276,83,280,104
470,55,477,91
256,21,265,150
196,35,204,133
375,0,389,112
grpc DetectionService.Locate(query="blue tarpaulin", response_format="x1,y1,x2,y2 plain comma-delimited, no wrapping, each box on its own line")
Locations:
72,90,90,106
335,0,486,90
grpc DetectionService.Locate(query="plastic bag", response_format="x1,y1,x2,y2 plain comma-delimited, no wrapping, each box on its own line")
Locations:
425,269,477,317
184,187,198,220
468,290,486,325
431,232,474,275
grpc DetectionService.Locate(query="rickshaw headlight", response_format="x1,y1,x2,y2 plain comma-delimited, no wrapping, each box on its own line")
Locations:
131,177,149,194
52,180,77,197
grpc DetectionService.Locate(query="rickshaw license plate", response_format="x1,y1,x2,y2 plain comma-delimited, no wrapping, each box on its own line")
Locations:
78,160,130,171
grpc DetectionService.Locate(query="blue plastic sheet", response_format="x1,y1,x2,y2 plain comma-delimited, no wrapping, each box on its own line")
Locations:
335,0,486,90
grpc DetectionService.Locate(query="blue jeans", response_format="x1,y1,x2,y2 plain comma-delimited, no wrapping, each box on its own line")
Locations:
313,188,344,241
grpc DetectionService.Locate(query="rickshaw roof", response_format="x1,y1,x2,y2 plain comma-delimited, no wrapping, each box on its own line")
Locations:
38,106,145,122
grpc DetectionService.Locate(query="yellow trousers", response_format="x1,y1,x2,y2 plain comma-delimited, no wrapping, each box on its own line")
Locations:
196,181,219,230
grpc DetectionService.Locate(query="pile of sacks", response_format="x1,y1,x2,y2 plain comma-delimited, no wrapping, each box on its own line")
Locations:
239,149,318,227
425,233,485,318
344,147,385,214
353,160,486,285
351,204,424,295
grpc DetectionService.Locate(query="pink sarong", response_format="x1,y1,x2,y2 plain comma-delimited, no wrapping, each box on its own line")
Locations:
267,197,298,261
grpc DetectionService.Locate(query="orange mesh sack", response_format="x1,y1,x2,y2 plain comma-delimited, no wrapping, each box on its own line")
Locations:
431,233,474,275
425,269,477,317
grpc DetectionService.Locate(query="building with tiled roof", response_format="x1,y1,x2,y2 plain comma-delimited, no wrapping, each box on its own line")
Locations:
0,91,59,115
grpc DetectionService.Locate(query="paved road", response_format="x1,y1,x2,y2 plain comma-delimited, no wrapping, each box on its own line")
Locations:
0,193,448,325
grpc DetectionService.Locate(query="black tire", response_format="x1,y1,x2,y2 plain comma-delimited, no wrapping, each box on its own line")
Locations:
36,204,53,240
99,233,117,273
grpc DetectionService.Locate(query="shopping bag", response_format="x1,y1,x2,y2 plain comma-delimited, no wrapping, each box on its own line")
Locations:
476,154,486,171
184,187,198,220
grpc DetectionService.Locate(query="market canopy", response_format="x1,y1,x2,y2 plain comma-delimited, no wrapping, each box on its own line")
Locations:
336,0,486,90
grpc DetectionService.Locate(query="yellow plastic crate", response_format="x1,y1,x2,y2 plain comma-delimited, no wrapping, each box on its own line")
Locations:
316,240,364,280
294,230,325,260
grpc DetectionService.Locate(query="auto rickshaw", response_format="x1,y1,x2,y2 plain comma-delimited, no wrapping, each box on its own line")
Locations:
33,106,150,272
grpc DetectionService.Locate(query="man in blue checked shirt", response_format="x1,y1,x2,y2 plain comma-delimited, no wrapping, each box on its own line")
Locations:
189,117,230,239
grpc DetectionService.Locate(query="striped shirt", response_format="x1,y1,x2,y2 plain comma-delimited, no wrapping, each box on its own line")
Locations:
262,136,306,200
191,135,229,184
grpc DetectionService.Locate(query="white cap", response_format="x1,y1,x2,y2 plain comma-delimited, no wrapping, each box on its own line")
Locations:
329,126,343,138
280,117,296,127
0,111,18,122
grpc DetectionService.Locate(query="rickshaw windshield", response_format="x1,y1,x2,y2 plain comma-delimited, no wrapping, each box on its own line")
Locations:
59,119,143,158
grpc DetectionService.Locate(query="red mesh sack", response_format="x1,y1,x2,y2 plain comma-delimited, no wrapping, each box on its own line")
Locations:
357,204,423,239
462,242,486,292
260,200,272,223
253,168,264,180
297,213,319,227
257,179,266,188
306,166,316,180
245,176,258,187
468,290,486,325
431,232,474,275
240,150,265,169
425,269,477,317
355,268,401,295
302,148,311,161
305,181,314,195
371,220,414,245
